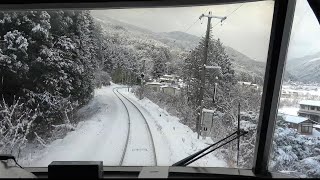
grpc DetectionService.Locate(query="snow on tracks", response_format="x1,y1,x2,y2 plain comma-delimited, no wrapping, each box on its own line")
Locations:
113,87,157,166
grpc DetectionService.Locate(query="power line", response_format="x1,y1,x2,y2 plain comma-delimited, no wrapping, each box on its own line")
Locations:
226,3,245,18
174,4,244,43
184,7,210,33
210,3,245,31
173,7,210,43
184,18,200,34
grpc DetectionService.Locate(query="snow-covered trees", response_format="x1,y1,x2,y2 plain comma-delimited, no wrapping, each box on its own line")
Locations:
230,110,320,178
270,119,320,178
94,71,111,88
98,21,178,85
0,97,38,157
181,37,236,135
0,10,103,156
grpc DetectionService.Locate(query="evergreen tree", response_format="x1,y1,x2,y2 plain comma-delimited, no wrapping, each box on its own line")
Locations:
0,10,103,146
182,36,236,129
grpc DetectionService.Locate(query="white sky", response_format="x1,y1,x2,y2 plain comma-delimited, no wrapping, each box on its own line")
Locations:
287,0,320,59
94,0,320,62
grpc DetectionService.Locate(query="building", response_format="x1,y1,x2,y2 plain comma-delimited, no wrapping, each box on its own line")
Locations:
145,82,162,92
237,81,261,92
159,74,179,84
278,113,314,135
298,100,320,123
160,85,181,96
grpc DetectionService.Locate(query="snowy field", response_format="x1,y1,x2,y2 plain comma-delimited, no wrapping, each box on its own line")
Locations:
21,84,227,167
278,107,299,116
282,84,320,96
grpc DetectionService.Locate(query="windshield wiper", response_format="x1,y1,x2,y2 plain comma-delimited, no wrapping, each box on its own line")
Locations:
172,129,248,166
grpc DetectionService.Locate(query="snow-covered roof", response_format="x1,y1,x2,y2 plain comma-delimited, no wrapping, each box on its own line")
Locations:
299,100,320,107
146,82,162,85
205,65,221,69
202,108,216,113
279,114,309,124
160,85,179,89
314,124,320,129
163,74,175,78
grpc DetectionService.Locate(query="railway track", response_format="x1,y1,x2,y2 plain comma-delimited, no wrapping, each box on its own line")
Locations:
113,87,157,166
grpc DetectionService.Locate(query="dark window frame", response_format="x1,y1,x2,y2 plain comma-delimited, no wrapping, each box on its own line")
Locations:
0,0,299,177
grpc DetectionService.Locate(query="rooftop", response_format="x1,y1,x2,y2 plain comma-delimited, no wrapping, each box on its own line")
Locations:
202,108,216,114
278,113,309,124
299,100,320,107
146,82,162,85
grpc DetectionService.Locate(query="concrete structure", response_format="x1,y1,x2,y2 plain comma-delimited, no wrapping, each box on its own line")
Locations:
278,113,314,135
201,108,215,138
238,81,261,91
145,82,162,92
298,100,320,123
159,74,179,85
160,85,180,96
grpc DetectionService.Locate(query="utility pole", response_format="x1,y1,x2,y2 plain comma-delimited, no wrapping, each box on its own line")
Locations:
197,11,226,139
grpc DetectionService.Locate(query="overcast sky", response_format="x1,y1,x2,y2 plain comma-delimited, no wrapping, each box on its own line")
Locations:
93,0,319,62
287,0,320,59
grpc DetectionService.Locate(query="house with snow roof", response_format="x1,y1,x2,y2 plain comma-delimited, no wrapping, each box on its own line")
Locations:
278,113,314,135
298,100,320,123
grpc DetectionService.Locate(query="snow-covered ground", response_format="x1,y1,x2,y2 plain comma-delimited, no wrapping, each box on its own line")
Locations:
282,84,320,96
118,88,227,167
310,128,320,137
278,107,299,116
21,84,129,166
21,84,227,167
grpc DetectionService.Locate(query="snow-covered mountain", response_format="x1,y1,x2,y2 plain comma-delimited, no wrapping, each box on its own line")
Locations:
285,52,320,83
224,46,265,84
91,10,265,84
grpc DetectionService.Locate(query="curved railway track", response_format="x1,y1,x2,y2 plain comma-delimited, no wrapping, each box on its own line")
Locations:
113,87,157,166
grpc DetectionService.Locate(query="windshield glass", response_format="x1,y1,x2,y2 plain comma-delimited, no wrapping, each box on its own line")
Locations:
0,1,274,169
270,0,320,178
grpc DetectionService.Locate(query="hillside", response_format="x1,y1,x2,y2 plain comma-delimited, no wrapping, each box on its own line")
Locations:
91,10,265,84
285,52,320,83
225,46,266,84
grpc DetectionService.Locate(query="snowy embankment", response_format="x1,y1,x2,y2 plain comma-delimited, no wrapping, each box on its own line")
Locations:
118,88,227,167
21,84,129,166
20,84,227,167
